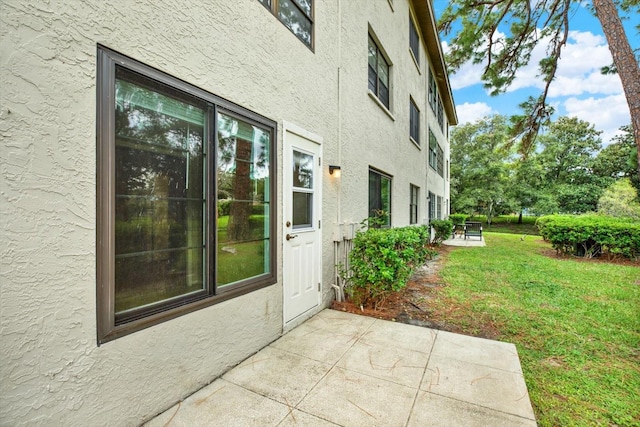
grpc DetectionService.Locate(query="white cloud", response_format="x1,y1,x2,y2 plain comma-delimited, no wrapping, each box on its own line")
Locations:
562,94,630,144
456,102,495,124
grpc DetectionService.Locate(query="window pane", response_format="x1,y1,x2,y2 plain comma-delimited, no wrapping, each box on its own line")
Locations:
369,170,391,227
293,191,313,228
292,0,312,17
114,67,205,316
293,150,313,189
279,0,312,46
378,56,389,87
217,113,271,285
410,18,419,64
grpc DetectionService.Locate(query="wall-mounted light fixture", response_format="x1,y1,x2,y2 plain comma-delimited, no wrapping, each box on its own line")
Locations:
329,165,341,177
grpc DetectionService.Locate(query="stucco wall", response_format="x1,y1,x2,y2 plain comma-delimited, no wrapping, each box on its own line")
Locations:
0,0,452,424
0,0,339,425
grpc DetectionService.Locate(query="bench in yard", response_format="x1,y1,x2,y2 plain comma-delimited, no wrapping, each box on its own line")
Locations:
464,221,483,240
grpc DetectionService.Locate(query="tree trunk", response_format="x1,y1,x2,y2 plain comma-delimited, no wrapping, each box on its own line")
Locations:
518,209,523,224
593,0,640,183
227,127,254,242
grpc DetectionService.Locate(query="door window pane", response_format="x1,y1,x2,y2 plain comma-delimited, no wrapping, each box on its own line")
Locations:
293,150,313,189
293,191,313,228
114,67,206,317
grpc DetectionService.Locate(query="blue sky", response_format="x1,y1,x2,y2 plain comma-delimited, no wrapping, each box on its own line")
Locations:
434,2,639,145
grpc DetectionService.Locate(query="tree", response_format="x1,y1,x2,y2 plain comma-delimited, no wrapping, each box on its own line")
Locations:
534,117,606,213
439,0,640,180
597,178,640,219
450,115,511,222
593,125,639,189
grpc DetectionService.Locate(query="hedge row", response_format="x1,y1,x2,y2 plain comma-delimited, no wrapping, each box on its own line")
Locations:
345,225,436,308
536,215,640,260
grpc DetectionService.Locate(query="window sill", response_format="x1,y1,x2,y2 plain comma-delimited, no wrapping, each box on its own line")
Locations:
410,137,421,149
368,90,395,121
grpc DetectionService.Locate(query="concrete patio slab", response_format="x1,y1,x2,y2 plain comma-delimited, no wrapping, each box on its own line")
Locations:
443,235,486,247
144,309,537,426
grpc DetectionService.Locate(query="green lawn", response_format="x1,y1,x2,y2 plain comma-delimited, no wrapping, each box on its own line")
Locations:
438,232,640,426
467,214,540,235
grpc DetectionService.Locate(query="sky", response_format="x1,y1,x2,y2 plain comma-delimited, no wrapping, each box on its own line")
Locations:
434,2,639,146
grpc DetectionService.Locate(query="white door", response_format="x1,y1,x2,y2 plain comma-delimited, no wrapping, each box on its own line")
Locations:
283,129,322,324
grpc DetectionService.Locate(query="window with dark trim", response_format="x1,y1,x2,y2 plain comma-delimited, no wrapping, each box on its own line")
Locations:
410,97,420,144
437,144,444,177
368,35,391,109
97,46,277,344
258,0,313,48
437,95,444,130
428,191,436,222
410,184,419,224
437,196,443,220
368,168,392,227
409,16,420,65
428,129,437,170
428,69,437,113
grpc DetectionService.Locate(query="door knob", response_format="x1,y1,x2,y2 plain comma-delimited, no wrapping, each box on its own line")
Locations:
286,233,298,241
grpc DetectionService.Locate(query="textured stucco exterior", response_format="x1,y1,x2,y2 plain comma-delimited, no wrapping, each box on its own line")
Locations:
0,0,455,425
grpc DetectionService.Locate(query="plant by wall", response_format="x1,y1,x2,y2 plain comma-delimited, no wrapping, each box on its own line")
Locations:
343,225,436,309
537,215,640,260
430,219,454,245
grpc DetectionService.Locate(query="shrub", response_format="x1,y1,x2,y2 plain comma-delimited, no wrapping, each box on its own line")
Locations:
537,214,640,260
449,213,467,225
430,219,454,245
344,225,436,308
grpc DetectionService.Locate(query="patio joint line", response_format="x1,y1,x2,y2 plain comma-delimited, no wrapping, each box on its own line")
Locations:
404,328,440,427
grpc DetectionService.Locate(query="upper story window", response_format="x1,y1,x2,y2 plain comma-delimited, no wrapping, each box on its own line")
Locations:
410,97,420,144
437,95,444,131
259,0,313,48
369,168,392,227
428,69,437,113
428,128,438,170
437,144,444,177
409,16,420,66
368,35,391,109
97,47,276,343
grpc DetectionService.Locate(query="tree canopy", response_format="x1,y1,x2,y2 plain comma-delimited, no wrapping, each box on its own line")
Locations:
439,0,640,179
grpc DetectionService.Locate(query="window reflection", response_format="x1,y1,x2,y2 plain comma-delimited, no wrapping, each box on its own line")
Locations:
217,113,271,285
114,68,205,315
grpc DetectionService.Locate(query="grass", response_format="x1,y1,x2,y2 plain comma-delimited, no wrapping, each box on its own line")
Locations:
437,232,640,426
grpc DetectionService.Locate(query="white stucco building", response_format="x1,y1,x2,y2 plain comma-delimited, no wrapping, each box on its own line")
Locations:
0,0,456,424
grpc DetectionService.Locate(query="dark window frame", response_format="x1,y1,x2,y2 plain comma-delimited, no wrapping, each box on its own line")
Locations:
96,46,277,344
437,196,443,220
409,97,420,144
258,0,314,50
409,16,420,66
437,144,444,177
428,128,437,170
368,168,392,228
428,191,436,222
410,184,419,225
368,34,391,110
428,69,437,113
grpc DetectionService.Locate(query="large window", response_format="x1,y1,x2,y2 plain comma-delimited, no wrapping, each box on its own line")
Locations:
97,47,276,343
410,97,420,144
258,0,313,48
369,169,392,227
409,16,420,66
437,196,443,220
368,35,391,109
410,184,419,224
437,144,444,177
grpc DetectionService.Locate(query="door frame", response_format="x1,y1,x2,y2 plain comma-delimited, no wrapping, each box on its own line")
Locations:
282,120,323,328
